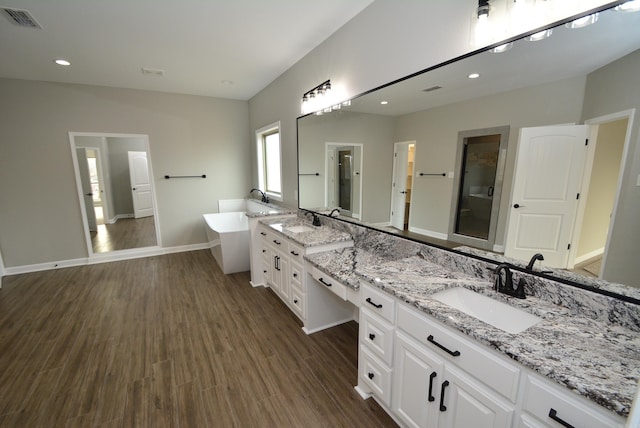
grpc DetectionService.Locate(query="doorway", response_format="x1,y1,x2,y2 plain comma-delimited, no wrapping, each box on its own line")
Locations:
325,143,363,219
390,141,416,231
448,126,509,251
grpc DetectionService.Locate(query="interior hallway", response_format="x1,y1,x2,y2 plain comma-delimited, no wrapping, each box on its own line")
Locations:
0,250,397,427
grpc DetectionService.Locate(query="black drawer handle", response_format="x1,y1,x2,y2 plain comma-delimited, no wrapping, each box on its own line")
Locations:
427,335,460,357
368,372,374,380
294,299,298,304
293,273,298,278
548,409,574,428
263,270,267,273
260,232,267,236
428,371,437,402
273,240,281,245
290,250,299,256
368,333,375,341
318,277,332,287
439,380,449,411
365,297,382,309
262,249,266,253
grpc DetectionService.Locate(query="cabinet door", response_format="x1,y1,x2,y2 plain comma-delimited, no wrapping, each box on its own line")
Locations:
438,364,514,428
393,332,444,428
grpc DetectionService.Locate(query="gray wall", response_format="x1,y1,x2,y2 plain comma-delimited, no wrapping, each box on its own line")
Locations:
394,76,587,244
581,49,640,285
0,78,250,267
106,137,147,216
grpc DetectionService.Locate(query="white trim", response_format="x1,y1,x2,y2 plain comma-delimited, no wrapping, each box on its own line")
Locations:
69,132,163,257
301,317,354,335
324,142,364,219
574,247,605,265
492,244,505,253
389,141,416,230
3,243,210,277
408,226,448,240
581,108,635,275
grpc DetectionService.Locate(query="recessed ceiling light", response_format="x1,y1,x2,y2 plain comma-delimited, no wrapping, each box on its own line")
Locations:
54,59,71,66
468,73,480,79
565,13,598,29
614,0,640,12
380,101,388,105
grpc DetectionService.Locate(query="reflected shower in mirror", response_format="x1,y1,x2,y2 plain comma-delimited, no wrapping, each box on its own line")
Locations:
298,4,640,291
70,133,160,255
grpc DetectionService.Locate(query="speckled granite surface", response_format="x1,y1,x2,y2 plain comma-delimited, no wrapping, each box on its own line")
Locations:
306,246,640,417
243,199,296,218
259,217,353,248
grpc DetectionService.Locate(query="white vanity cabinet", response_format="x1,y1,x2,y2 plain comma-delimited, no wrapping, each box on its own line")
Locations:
249,213,295,287
518,373,625,428
258,224,289,301
393,304,516,428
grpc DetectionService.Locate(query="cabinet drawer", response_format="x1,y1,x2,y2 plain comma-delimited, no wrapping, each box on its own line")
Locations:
522,375,624,428
311,267,347,300
361,283,395,324
360,308,394,366
270,234,288,252
290,262,303,291
359,345,392,406
290,288,306,320
288,242,304,265
397,304,520,402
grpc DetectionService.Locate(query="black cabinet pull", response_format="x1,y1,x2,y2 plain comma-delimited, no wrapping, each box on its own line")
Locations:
263,270,267,274
260,232,267,236
439,380,449,411
428,371,437,402
293,273,298,278
548,409,574,428
365,297,382,309
368,333,375,341
294,299,298,304
318,277,332,287
368,372,374,380
262,249,266,253
427,335,460,357
290,250,299,256
273,239,281,245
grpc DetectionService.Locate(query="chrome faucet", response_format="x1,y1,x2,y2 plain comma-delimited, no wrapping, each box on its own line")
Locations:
526,253,544,271
249,188,269,203
329,208,340,217
494,264,526,299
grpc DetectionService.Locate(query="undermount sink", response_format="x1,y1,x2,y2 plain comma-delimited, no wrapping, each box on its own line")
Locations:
285,225,315,233
431,287,541,334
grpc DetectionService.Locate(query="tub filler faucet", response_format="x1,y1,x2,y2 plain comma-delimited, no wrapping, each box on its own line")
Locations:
250,188,269,203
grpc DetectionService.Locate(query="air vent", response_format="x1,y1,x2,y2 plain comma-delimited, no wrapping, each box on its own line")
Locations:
423,85,443,92
141,67,165,77
1,7,42,29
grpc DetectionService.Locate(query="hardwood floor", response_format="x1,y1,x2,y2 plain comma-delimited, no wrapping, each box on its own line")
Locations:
0,250,398,427
91,216,157,253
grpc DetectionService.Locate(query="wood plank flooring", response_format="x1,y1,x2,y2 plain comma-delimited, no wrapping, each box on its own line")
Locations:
91,216,157,253
0,250,398,427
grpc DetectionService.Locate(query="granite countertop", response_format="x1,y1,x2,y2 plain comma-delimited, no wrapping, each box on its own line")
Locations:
243,199,297,218
306,247,640,417
260,217,353,248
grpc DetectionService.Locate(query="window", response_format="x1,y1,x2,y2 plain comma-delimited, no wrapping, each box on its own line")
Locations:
256,122,282,200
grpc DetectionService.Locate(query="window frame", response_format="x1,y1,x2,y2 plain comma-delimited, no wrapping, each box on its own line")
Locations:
255,121,283,201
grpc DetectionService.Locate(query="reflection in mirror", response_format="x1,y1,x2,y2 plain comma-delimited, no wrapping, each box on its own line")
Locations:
298,5,640,292
70,133,160,255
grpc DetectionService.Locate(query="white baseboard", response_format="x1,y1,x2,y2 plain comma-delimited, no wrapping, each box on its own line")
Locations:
492,244,505,253
408,226,448,241
370,221,391,227
575,247,605,265
3,243,211,276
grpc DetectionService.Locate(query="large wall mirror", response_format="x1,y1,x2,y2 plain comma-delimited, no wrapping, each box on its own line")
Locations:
70,132,161,256
298,3,640,298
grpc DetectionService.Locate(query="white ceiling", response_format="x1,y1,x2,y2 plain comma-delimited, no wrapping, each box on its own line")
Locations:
0,0,374,100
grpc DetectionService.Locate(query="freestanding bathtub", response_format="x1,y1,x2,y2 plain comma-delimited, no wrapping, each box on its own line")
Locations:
203,211,250,274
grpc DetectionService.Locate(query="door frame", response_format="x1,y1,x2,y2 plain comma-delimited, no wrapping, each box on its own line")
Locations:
324,142,363,219
69,132,162,259
448,126,509,251
570,109,635,273
389,141,416,230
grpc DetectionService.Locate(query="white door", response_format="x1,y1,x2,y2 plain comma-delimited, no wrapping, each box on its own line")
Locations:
76,148,97,232
128,151,154,218
505,125,589,268
391,143,410,230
